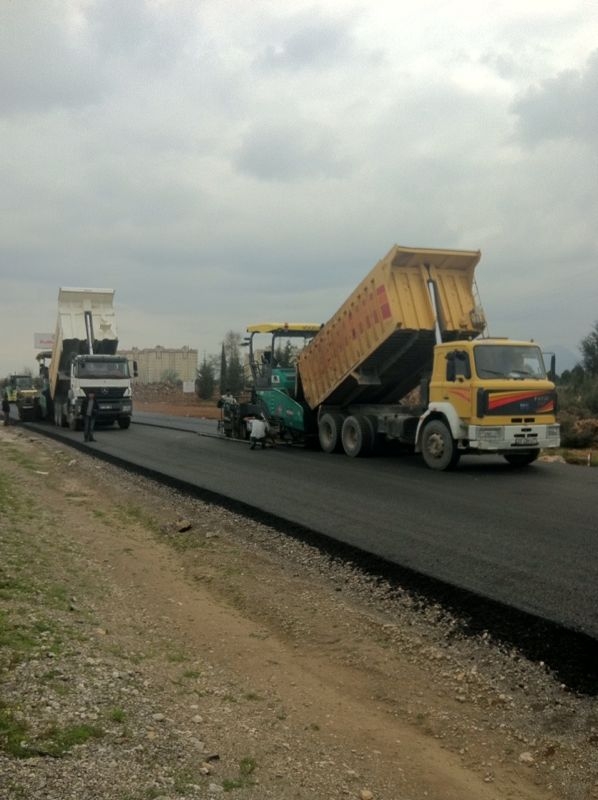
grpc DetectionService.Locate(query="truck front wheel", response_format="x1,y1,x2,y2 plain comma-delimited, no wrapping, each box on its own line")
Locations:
118,417,131,429
318,413,344,453
421,420,460,470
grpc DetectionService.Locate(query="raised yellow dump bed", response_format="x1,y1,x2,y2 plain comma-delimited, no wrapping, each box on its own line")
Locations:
298,245,485,409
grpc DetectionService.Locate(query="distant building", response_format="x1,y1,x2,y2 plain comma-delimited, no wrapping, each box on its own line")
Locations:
119,346,198,385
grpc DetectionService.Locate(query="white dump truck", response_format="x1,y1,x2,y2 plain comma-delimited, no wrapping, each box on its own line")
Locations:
42,288,136,430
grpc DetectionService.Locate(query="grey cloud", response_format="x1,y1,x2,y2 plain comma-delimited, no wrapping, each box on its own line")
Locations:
480,51,520,80
257,14,357,71
235,124,349,181
0,1,104,114
1,3,596,373
0,0,199,116
512,49,598,145
85,0,196,71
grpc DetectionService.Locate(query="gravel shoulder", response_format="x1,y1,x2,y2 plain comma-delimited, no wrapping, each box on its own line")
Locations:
1,425,597,800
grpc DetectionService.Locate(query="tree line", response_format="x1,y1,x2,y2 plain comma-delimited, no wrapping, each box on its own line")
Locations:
195,330,298,401
556,320,598,447
195,331,243,400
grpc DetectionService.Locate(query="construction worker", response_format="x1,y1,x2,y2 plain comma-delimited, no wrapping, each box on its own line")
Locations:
83,393,98,442
2,394,10,426
248,414,269,450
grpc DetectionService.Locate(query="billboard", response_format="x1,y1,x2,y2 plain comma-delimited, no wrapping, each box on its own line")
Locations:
34,333,55,349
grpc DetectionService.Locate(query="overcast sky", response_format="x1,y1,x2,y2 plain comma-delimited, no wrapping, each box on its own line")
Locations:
1,0,597,375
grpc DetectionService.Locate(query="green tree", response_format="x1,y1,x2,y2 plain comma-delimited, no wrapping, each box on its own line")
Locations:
221,331,244,396
580,321,598,376
226,347,244,396
219,344,227,391
274,340,298,367
223,330,242,358
160,369,180,387
196,354,216,400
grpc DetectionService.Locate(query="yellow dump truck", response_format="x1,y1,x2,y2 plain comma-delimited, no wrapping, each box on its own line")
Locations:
247,245,560,469
4,374,41,421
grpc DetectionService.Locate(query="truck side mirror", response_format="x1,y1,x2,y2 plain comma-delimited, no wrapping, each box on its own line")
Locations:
445,350,470,381
446,352,456,382
133,360,138,378
548,354,556,382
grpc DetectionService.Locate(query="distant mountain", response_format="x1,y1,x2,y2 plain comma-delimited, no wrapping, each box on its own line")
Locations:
544,345,580,374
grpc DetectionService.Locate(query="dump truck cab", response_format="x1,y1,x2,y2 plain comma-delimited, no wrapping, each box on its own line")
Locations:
415,338,560,468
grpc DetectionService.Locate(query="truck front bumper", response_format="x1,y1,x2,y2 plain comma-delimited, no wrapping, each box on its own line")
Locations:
75,399,132,418
95,400,132,416
467,423,560,451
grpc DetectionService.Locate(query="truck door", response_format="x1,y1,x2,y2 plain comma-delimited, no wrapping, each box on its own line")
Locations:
442,349,473,420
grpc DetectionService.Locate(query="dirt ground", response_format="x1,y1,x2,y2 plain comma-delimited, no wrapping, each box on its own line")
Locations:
132,386,221,420
1,416,597,800
135,399,221,420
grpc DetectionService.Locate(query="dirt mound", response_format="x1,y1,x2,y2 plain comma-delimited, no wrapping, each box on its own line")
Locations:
133,383,220,419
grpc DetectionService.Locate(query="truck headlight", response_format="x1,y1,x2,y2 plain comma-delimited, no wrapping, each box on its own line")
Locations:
547,425,560,441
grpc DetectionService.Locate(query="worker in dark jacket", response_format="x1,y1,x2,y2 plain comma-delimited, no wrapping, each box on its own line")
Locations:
2,395,10,426
83,393,98,442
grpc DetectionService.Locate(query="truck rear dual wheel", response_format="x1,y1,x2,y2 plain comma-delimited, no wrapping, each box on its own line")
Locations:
421,419,460,470
341,414,375,457
318,413,344,453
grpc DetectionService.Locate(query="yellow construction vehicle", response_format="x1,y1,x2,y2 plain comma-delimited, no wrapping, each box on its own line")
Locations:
245,245,560,469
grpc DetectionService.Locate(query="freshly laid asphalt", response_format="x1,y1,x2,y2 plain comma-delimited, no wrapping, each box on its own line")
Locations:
38,411,597,641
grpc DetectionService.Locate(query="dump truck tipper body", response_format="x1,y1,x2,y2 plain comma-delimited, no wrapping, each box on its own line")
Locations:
45,288,134,430
298,245,485,408
244,245,560,469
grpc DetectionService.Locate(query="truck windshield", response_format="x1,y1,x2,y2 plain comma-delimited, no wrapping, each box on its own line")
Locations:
75,360,130,379
15,376,33,389
474,345,547,380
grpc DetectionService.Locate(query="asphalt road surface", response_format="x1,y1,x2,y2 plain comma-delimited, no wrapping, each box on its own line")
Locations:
31,412,598,639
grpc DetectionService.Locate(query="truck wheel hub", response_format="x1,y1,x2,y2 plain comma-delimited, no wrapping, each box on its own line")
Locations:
428,433,445,457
